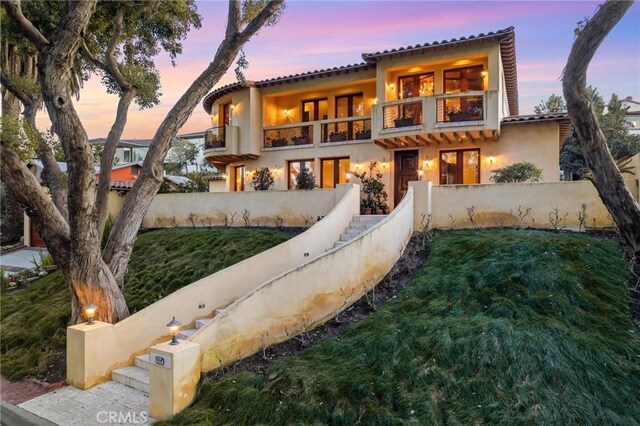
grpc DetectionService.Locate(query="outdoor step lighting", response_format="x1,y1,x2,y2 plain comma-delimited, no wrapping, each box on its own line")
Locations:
167,316,182,345
85,303,97,325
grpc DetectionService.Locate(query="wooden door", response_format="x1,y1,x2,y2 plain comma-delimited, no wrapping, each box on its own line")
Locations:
394,150,418,207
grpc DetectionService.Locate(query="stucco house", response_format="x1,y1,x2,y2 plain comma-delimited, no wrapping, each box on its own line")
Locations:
199,27,571,207
622,96,640,135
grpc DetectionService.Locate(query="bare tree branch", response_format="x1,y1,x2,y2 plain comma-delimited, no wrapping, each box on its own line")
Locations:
562,0,640,253
103,0,285,284
2,0,49,51
227,0,241,38
95,89,136,234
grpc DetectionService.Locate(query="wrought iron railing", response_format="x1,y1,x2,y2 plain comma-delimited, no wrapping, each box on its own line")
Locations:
204,126,225,149
263,124,313,148
321,118,371,143
436,95,484,123
382,100,423,129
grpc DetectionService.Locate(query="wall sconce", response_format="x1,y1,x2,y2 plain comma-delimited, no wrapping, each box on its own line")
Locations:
381,157,388,169
346,171,352,182
373,97,378,104
221,173,227,180
423,159,431,169
417,169,424,180
166,316,182,345
481,71,487,77
85,303,97,325
354,159,360,171
283,109,290,117
389,83,395,90
488,156,495,165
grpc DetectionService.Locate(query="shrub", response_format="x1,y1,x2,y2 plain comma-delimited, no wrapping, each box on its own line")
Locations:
101,214,115,249
250,167,275,191
490,162,543,183
295,167,316,190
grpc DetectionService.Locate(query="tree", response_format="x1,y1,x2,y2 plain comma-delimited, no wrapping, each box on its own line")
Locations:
533,94,566,114
250,167,274,190
167,138,200,173
295,168,316,190
562,0,640,257
560,89,640,180
0,0,285,323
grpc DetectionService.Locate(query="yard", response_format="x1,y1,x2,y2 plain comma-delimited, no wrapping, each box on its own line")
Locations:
0,227,295,382
161,230,640,425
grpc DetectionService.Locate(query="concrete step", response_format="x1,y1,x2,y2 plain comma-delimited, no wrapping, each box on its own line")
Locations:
176,328,197,340
111,366,149,394
195,318,213,329
333,241,347,249
134,354,150,370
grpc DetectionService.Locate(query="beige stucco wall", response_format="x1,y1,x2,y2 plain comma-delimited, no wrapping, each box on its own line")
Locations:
412,177,640,231
142,188,339,228
67,184,360,387
192,187,414,372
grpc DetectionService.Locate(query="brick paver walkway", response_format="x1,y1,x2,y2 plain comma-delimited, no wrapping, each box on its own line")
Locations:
18,381,154,425
0,376,49,405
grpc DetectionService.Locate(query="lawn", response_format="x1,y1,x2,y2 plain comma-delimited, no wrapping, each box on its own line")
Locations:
162,230,640,425
0,228,293,381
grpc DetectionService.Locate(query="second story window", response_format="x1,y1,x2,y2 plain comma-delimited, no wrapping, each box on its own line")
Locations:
335,93,363,118
444,65,484,93
302,99,328,122
399,73,434,99
221,102,231,126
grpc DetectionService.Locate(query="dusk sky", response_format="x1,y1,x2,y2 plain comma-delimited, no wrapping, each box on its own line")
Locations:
41,1,640,139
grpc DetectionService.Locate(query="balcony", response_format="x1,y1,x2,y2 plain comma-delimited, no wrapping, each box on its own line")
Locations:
321,117,371,143
264,124,314,148
373,90,499,148
204,126,225,149
263,117,372,149
202,125,259,166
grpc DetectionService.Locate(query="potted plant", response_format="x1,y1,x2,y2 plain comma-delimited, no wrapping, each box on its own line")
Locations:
353,161,387,215
271,137,288,147
210,139,224,148
355,129,371,140
329,131,347,142
447,106,470,122
292,135,310,145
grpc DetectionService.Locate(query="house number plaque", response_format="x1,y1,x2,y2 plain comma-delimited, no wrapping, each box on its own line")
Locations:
150,352,172,369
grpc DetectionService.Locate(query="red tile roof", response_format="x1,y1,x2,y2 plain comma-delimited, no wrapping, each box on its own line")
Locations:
502,112,569,123
202,27,519,115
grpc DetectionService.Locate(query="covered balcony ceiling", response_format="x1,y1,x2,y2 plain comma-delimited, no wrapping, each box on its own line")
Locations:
205,153,260,167
374,129,499,149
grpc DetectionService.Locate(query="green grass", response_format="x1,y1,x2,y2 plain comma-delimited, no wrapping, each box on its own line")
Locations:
0,228,292,380
162,230,640,425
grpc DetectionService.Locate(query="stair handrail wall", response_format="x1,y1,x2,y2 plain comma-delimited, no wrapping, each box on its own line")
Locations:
67,184,360,389
191,187,415,372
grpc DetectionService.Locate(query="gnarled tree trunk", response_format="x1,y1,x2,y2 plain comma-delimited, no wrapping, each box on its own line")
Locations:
562,0,640,256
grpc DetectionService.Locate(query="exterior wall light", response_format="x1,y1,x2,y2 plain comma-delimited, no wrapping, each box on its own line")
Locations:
166,316,182,345
283,109,290,117
85,303,97,325
488,156,494,165
389,83,395,90
346,171,352,182
417,169,424,180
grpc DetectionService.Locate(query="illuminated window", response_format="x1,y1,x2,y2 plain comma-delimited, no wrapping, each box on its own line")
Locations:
302,98,328,122
444,65,484,93
288,159,314,189
440,149,480,185
398,73,434,99
321,158,350,188
335,93,364,118
234,165,245,191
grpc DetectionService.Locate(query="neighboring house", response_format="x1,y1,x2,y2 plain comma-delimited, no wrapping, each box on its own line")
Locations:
621,96,640,135
200,27,571,206
89,138,152,165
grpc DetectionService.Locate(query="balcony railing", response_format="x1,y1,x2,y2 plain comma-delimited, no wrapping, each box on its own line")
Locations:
264,124,313,148
436,94,484,123
382,99,423,129
204,126,225,149
321,118,371,143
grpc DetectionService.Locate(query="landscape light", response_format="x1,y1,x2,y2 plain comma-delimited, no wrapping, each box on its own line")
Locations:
166,316,182,345
85,303,97,325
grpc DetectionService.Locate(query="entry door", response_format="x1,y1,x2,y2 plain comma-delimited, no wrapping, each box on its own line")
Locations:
394,150,418,207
